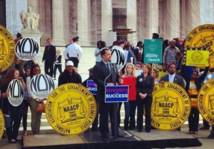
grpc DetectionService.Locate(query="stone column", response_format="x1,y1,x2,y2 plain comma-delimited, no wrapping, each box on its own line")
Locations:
52,0,65,45
166,0,180,39
180,0,200,38
146,0,159,39
127,0,137,43
6,0,27,35
180,0,187,38
101,0,115,46
137,0,147,41
186,0,200,33
77,0,90,46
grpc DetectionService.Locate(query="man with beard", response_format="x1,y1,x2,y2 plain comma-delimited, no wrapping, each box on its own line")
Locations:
160,63,185,88
160,63,185,131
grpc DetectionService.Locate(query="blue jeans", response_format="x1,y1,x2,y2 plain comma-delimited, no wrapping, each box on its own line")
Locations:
4,107,22,140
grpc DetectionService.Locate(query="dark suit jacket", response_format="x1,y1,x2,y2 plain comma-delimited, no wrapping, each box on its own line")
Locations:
160,73,185,88
42,44,56,63
136,74,154,98
93,61,118,101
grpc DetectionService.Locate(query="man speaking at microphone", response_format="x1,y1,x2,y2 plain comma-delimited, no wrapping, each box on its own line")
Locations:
93,48,120,142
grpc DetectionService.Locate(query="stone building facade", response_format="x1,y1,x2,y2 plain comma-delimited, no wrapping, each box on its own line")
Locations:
0,0,213,46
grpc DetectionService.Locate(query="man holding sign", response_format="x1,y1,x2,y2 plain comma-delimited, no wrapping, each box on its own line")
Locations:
93,48,120,142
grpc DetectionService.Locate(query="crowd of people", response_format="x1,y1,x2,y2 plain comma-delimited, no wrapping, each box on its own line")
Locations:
90,33,214,141
0,32,214,144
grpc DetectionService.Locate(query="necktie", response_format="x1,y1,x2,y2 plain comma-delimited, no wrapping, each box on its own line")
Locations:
106,63,111,72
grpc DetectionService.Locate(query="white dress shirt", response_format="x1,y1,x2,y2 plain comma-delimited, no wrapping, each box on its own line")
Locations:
168,73,176,83
65,42,83,60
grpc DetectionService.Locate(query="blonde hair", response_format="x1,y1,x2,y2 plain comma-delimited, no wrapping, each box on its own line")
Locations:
124,63,135,76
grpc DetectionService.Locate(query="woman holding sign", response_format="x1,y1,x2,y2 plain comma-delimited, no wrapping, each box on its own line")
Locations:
136,64,154,132
120,63,136,130
0,68,25,143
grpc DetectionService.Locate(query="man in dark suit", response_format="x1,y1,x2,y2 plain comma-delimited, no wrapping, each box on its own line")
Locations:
160,63,185,131
42,38,56,77
93,48,119,142
160,63,185,88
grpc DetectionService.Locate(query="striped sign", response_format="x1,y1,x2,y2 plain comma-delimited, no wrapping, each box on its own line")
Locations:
15,37,39,61
7,79,24,107
30,74,55,101
111,46,125,71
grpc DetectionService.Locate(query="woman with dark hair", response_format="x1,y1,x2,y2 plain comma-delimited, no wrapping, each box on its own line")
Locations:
95,40,106,64
136,64,154,132
0,68,25,143
28,64,42,134
187,69,199,134
134,41,143,63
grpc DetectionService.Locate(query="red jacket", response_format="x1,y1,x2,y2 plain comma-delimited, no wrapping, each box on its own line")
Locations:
121,76,136,101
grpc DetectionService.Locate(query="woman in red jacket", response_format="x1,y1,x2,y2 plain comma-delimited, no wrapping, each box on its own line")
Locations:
120,63,137,130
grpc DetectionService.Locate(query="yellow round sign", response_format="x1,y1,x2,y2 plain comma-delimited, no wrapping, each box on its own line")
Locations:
0,25,15,73
46,83,97,135
151,82,191,130
185,24,214,67
185,24,214,52
0,110,4,139
198,79,214,125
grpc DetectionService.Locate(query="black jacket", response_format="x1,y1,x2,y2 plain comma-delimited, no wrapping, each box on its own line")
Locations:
42,44,56,63
186,67,209,91
93,61,118,101
160,73,185,88
136,73,154,98
58,70,82,86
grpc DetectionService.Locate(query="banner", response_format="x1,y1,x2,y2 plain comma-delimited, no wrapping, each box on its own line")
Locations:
186,50,209,67
86,80,97,95
105,85,128,103
144,39,163,64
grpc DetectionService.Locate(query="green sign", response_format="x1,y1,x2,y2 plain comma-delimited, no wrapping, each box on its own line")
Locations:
144,39,163,64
